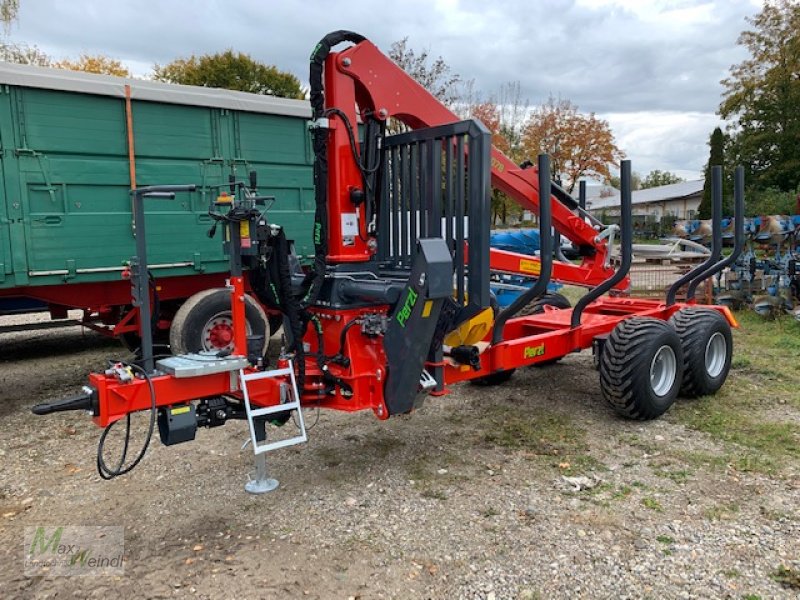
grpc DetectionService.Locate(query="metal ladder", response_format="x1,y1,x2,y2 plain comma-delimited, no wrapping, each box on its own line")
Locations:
239,361,307,493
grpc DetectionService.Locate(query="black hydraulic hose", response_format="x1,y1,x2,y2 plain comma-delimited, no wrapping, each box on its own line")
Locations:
274,230,308,396
570,160,634,328
96,362,156,480
304,31,367,309
338,318,360,358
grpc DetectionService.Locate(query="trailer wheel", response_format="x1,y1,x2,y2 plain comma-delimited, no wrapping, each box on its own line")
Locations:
520,292,571,317
169,288,268,355
599,317,683,420
523,293,572,366
668,308,732,398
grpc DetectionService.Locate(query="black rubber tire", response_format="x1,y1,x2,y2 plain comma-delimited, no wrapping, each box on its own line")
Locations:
520,292,572,317
599,317,683,420
668,308,733,398
169,288,268,355
267,313,285,337
470,368,515,386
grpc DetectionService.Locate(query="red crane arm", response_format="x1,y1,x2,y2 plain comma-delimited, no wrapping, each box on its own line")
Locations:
325,39,621,287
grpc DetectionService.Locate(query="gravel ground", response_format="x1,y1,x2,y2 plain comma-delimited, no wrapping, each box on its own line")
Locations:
0,315,798,599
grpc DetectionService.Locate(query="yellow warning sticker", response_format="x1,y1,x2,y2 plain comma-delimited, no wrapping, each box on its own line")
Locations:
421,300,434,318
519,258,541,275
171,406,190,416
240,221,250,238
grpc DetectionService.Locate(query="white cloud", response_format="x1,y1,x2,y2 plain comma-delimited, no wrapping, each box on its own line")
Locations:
603,110,724,178
5,0,759,176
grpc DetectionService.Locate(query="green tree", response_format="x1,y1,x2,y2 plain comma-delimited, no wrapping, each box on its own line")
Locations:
388,38,462,106
153,50,303,99
606,172,642,191
640,170,684,189
698,127,733,218
720,0,800,192
747,187,798,216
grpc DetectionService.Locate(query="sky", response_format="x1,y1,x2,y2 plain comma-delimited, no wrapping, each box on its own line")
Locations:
5,0,762,181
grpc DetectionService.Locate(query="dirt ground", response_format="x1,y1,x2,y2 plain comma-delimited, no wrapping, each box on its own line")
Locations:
0,316,798,599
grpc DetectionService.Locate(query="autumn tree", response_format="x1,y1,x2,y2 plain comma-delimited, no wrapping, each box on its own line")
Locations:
388,38,462,106
641,170,684,189
469,101,519,224
720,0,800,191
55,54,131,77
153,50,303,98
520,95,623,194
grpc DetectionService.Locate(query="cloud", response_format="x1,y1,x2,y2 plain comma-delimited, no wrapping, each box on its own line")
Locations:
6,0,758,177
603,111,724,179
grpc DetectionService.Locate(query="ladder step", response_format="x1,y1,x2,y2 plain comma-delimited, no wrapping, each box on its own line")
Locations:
239,362,307,457
248,401,301,418
252,433,308,455
241,366,293,382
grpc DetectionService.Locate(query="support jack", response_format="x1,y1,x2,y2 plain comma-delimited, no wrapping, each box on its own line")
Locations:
245,419,279,494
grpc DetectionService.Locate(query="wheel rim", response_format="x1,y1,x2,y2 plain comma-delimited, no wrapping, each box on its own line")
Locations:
705,331,727,378
202,312,251,352
650,345,677,397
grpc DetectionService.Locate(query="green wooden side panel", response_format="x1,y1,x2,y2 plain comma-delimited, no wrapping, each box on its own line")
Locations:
235,112,315,257
0,85,314,291
0,153,9,283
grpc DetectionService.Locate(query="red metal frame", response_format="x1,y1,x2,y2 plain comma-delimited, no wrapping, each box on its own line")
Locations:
323,41,613,285
76,35,738,429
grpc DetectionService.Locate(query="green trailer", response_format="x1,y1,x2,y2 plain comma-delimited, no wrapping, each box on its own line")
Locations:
0,61,314,347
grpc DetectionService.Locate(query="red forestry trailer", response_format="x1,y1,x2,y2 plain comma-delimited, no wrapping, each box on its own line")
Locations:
33,32,744,493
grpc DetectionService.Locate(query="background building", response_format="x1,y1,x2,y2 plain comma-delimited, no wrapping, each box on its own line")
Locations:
585,179,704,224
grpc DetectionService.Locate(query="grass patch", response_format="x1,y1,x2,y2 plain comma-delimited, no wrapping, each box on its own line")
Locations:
480,404,587,461
672,449,778,475
726,311,800,406
722,568,740,579
703,502,740,521
771,565,800,590
672,401,798,473
669,314,800,475
611,485,633,501
653,467,692,484
656,534,674,544
641,497,663,511
558,454,608,476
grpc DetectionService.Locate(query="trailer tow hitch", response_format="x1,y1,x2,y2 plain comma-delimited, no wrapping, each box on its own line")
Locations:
32,387,97,416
